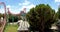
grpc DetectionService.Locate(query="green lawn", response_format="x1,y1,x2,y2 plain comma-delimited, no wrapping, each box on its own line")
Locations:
4,23,18,32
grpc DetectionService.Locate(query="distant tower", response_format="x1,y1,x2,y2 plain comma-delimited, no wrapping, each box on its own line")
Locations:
23,8,26,13
7,8,11,14
20,8,26,21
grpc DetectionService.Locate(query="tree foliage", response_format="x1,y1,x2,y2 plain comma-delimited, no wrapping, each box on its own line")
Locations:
8,15,18,22
58,7,60,19
26,4,56,32
0,13,4,27
0,13,4,18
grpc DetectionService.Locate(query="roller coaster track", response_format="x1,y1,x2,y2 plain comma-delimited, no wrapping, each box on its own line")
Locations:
0,19,6,32
0,2,6,32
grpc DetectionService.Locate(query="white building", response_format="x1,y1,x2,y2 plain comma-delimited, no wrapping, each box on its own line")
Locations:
17,20,30,31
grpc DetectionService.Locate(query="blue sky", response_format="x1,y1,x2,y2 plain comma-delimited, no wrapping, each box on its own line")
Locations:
0,0,60,14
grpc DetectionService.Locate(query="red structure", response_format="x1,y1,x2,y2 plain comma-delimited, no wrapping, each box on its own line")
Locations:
0,2,6,32
7,8,26,16
0,2,6,19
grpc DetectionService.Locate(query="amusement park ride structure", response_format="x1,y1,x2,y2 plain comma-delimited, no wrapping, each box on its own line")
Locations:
0,2,26,32
0,2,6,32
0,2,6,20
7,8,26,21
0,2,26,18
7,8,26,16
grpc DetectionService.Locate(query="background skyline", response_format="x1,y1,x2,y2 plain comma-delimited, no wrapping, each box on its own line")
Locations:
0,0,60,14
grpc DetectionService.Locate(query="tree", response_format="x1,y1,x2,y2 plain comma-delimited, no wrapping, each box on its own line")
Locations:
0,13,4,27
0,13,4,18
26,4,56,32
14,16,18,22
58,7,60,19
8,15,18,22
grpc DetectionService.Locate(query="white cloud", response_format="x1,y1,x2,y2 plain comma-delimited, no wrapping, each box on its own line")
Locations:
0,5,12,14
19,0,35,12
19,4,35,12
55,9,58,12
6,5,17,14
6,5,12,12
55,0,60,2
27,4,35,9
6,5,11,8
0,0,35,14
0,8,5,14
19,3,22,5
19,0,30,6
